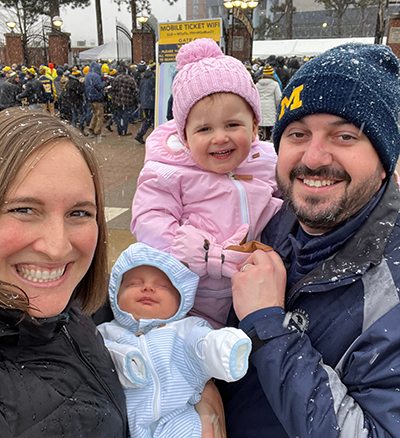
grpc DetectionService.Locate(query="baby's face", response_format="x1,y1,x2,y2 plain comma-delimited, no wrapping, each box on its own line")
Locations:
184,92,257,174
117,265,180,321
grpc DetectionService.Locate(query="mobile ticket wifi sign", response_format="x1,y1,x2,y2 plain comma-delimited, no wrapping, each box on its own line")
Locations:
155,18,223,127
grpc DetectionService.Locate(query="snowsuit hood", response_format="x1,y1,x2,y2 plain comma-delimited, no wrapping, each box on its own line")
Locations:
109,242,199,334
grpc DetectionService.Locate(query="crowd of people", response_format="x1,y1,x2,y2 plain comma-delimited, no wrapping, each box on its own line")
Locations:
0,59,156,141
1,37,400,438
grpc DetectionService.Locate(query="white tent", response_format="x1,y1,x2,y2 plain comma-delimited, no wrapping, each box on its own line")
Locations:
79,41,131,62
252,37,386,59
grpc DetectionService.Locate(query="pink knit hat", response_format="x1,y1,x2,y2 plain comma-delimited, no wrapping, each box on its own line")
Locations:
172,38,261,141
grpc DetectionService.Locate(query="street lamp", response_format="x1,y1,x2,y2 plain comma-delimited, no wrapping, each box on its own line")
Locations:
52,16,63,29
137,15,148,62
6,20,17,33
223,0,258,59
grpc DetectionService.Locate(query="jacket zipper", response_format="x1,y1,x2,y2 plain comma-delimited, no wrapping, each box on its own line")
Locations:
61,325,126,432
139,334,161,421
228,171,250,237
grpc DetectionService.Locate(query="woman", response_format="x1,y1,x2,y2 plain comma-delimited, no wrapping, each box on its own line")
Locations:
0,107,128,437
255,64,282,141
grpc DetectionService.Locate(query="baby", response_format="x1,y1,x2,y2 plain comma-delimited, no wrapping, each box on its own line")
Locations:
98,242,251,438
131,38,282,328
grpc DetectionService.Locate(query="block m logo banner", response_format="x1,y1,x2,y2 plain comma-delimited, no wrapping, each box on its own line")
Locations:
279,85,304,120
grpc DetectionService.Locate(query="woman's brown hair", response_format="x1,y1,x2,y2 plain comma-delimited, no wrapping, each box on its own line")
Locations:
0,107,108,315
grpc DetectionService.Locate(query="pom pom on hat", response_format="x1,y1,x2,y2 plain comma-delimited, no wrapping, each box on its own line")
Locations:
172,38,261,142
263,64,274,75
273,43,400,176
176,38,223,70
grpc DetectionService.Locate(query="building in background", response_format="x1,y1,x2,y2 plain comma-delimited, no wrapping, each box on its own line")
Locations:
193,0,400,40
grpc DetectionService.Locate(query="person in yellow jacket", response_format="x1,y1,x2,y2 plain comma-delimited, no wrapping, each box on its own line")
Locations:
38,66,56,115
48,62,57,79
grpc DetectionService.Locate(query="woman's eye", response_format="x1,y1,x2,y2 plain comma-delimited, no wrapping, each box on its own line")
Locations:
8,207,33,215
70,210,94,218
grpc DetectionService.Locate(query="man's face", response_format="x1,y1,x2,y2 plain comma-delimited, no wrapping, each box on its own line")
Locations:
276,114,386,234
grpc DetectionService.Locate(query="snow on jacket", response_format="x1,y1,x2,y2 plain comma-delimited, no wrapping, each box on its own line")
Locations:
138,69,155,110
64,75,85,109
39,75,56,103
0,79,20,109
0,305,128,438
111,73,137,107
222,176,400,438
98,243,251,438
256,77,282,127
17,78,46,105
131,120,283,328
84,61,107,103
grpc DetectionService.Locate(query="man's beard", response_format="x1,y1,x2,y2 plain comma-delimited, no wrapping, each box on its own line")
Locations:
276,164,384,233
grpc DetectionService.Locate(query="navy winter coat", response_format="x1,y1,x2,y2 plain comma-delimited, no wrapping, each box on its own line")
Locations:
84,62,107,103
138,70,155,110
222,177,400,437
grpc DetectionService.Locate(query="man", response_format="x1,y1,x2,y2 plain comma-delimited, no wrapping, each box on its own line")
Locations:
134,64,155,144
64,71,86,133
84,61,107,138
0,72,21,110
38,66,56,115
16,69,46,110
110,65,137,136
222,43,400,437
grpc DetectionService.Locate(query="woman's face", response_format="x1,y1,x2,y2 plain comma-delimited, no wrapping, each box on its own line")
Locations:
0,140,98,318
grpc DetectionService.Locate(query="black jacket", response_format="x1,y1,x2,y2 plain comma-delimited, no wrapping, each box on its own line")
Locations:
17,78,46,105
0,80,20,109
65,75,85,109
0,305,129,438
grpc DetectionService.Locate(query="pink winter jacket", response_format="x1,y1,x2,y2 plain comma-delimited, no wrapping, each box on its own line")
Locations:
131,120,283,328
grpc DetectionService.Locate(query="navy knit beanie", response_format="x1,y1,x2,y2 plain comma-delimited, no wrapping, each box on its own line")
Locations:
273,43,400,176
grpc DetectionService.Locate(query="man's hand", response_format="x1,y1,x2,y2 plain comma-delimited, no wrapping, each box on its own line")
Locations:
195,380,226,438
232,250,287,321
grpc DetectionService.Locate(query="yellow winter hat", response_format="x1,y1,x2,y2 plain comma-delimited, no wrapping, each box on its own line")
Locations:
3,66,11,72
83,66,90,75
262,64,274,76
101,63,109,74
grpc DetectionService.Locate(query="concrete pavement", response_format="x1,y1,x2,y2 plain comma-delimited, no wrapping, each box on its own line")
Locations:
90,122,151,272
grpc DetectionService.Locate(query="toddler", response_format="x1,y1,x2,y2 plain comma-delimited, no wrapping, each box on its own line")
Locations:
131,38,282,328
98,242,251,438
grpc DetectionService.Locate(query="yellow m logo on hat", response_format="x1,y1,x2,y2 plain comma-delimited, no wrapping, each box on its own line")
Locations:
279,85,304,120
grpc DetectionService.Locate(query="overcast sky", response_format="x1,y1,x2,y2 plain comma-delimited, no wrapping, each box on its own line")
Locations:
62,0,185,46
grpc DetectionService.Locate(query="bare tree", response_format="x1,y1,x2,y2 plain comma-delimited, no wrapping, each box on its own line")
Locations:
113,0,176,32
315,0,356,37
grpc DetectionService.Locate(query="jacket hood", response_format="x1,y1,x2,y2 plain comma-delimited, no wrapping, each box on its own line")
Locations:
90,61,102,75
144,120,198,168
109,242,199,334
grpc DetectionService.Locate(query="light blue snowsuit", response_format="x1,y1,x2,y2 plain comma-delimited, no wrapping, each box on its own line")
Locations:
98,243,251,438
